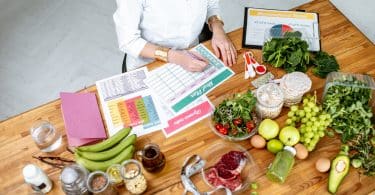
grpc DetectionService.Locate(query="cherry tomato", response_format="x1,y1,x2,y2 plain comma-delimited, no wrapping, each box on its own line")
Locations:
218,127,228,135
233,118,243,126
246,121,255,132
215,123,223,130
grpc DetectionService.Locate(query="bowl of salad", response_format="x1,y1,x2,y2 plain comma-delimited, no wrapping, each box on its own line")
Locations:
210,91,261,141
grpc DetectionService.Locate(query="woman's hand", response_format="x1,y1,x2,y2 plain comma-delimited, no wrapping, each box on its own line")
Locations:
210,23,237,66
168,50,209,72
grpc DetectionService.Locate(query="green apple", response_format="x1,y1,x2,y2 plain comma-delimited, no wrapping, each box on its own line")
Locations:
279,126,300,146
258,119,279,140
267,139,284,154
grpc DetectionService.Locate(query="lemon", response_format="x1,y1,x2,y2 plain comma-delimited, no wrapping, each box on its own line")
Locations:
267,139,284,154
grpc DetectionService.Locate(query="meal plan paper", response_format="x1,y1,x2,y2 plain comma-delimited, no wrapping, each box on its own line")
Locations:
96,67,167,136
162,96,214,138
144,44,234,113
243,8,320,51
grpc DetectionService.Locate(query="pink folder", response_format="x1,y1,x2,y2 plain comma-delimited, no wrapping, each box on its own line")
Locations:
60,92,107,146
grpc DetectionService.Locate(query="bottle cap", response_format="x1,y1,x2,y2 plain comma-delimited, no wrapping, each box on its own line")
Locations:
23,164,38,179
284,146,296,156
61,167,78,184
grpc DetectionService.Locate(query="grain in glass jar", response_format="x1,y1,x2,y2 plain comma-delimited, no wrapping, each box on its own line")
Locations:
87,171,118,195
121,160,147,195
279,72,312,107
256,83,284,119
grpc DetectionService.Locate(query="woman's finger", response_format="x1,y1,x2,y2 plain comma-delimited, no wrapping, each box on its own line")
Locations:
212,43,221,58
218,44,228,66
225,44,233,66
230,44,237,65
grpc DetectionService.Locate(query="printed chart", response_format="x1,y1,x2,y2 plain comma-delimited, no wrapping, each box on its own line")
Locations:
145,44,234,113
96,68,166,136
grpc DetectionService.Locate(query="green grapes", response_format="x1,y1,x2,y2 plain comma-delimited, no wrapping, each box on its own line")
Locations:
285,92,332,151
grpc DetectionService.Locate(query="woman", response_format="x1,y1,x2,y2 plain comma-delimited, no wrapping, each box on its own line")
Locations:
113,0,237,72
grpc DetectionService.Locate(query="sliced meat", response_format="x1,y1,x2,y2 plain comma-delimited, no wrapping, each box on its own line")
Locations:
204,151,247,192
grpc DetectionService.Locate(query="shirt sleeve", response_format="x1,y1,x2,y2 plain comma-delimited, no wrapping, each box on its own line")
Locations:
113,0,147,58
206,0,221,22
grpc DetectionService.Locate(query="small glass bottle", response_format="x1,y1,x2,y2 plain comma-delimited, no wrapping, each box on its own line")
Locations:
23,164,53,194
87,171,118,195
266,146,296,183
106,164,124,189
60,164,89,195
121,160,147,195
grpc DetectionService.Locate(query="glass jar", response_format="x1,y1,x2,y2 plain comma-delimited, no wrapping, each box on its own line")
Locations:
60,164,89,195
106,164,124,189
121,160,147,195
136,143,166,173
266,146,296,183
30,120,62,152
256,83,284,119
279,72,312,107
87,171,118,195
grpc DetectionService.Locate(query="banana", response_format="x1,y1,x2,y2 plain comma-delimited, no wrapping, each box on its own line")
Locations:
76,145,135,171
77,127,131,152
76,134,136,161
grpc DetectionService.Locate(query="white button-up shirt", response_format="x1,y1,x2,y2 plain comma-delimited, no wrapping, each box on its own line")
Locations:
113,0,220,70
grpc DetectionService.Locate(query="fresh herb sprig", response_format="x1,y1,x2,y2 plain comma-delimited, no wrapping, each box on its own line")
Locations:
312,51,340,78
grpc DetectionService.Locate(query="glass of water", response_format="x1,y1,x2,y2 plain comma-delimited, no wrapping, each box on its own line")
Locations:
30,120,62,152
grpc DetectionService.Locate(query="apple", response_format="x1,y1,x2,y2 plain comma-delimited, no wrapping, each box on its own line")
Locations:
279,126,300,146
258,119,279,140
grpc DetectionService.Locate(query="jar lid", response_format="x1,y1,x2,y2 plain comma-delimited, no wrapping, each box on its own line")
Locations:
281,72,312,93
256,83,284,106
284,146,297,156
23,164,38,179
61,167,79,184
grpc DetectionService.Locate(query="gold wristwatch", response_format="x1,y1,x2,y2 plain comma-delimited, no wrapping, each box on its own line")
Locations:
154,47,171,62
208,15,224,31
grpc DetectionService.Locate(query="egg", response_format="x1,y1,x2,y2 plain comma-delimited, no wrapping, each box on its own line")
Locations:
250,135,266,149
315,158,331,172
294,143,308,160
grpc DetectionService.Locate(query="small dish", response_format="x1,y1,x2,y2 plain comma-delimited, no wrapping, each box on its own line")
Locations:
200,142,259,193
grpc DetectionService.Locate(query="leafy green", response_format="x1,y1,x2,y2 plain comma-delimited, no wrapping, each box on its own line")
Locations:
213,91,257,137
262,31,310,73
323,75,374,176
312,51,340,78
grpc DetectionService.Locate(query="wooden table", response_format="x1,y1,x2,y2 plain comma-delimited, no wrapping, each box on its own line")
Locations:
1,0,374,194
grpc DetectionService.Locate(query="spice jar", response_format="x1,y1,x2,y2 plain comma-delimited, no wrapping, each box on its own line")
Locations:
279,72,312,107
121,160,147,195
106,164,124,189
60,164,89,195
256,83,284,119
87,171,118,195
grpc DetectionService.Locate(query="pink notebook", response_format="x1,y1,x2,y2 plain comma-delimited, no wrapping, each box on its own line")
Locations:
60,92,107,146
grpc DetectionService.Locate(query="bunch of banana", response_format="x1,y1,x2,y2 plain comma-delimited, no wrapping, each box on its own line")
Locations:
75,127,136,171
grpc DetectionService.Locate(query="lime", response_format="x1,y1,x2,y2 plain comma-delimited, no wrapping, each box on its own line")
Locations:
267,139,284,154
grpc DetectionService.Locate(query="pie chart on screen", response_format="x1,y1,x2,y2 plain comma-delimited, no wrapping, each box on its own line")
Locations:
270,24,293,37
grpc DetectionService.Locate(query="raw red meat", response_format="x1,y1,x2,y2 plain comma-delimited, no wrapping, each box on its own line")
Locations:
204,150,247,191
